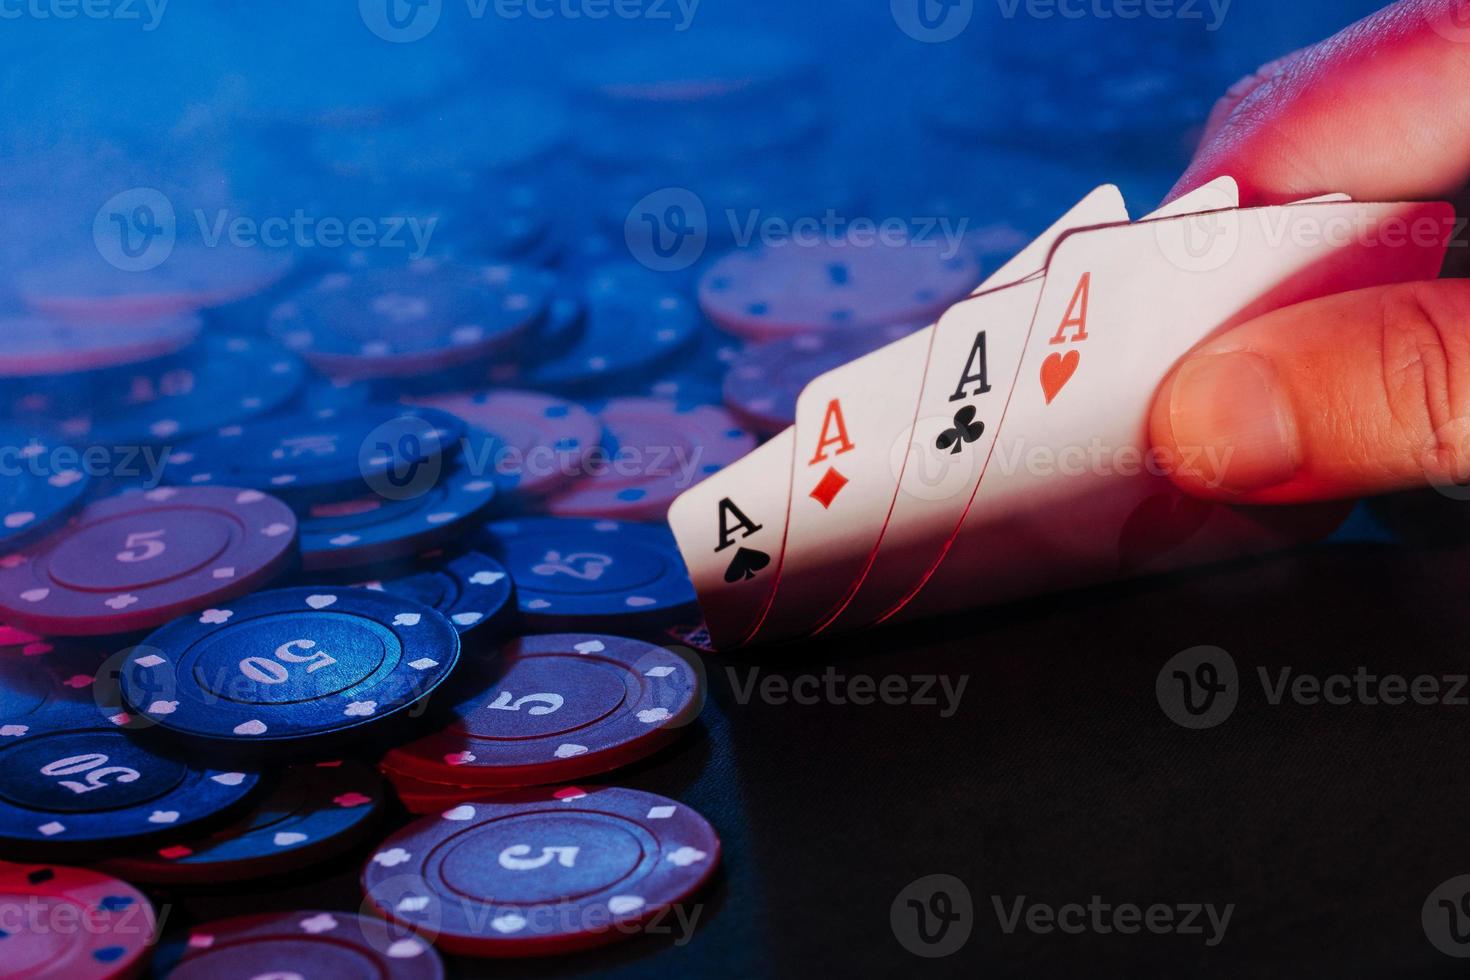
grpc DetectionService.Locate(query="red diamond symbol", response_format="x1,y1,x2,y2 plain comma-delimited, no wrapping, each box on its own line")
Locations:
809,467,848,509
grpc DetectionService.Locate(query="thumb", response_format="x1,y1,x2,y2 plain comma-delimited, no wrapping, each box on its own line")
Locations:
1150,278,1470,503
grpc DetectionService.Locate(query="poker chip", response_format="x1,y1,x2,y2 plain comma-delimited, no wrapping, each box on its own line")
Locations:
378,769,493,815
0,425,91,548
722,326,919,436
18,243,293,321
0,863,156,980
0,632,121,740
297,451,499,572
266,263,549,381
571,31,815,105
318,549,516,637
118,587,461,754
0,486,298,637
57,333,307,447
171,911,443,980
480,518,698,631
96,760,386,883
0,726,261,858
544,399,754,523
520,265,698,393
163,405,466,505
698,237,981,340
381,633,702,788
362,785,721,956
406,389,602,501
0,312,201,378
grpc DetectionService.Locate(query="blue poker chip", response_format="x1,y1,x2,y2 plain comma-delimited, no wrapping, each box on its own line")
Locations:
314,549,516,637
0,425,91,548
480,517,698,632
96,760,387,884
0,628,122,739
520,264,699,393
297,446,500,572
66,334,307,447
266,262,549,381
0,725,262,860
118,587,461,756
163,405,466,506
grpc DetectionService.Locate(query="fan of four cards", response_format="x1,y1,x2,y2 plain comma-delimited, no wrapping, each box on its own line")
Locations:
671,178,1453,649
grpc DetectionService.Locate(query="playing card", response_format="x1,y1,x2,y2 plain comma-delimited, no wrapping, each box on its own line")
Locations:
741,186,1132,644
885,198,1454,626
667,428,796,649
809,180,1243,638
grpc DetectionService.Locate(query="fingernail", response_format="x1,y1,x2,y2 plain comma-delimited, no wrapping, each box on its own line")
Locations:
1167,352,1299,492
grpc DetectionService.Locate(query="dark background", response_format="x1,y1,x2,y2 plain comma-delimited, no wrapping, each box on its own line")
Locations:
12,0,1470,976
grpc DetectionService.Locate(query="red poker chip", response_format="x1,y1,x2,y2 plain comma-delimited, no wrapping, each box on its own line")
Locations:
407,389,603,500
379,769,502,815
172,910,443,980
19,243,293,321
0,486,298,636
0,863,157,980
722,325,922,436
381,633,703,788
0,312,201,378
362,785,721,957
544,398,754,522
698,236,980,341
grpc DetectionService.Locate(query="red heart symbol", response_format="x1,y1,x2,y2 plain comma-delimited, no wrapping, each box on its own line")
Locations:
1040,350,1080,404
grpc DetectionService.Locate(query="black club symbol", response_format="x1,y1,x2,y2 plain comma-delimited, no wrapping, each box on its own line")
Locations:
936,406,985,455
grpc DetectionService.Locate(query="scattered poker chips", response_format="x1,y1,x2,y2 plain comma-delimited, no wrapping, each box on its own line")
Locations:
0,312,201,378
118,587,461,755
163,405,466,505
0,424,91,548
97,760,387,883
698,237,981,340
266,263,549,380
315,549,516,637
0,726,261,858
362,785,721,956
0,863,157,980
407,389,602,502
545,399,754,522
170,911,443,980
481,518,698,632
296,449,499,572
0,486,298,636
521,265,699,394
381,634,702,788
722,326,920,436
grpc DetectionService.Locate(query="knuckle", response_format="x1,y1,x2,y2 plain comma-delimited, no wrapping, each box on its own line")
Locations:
1378,281,1470,479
